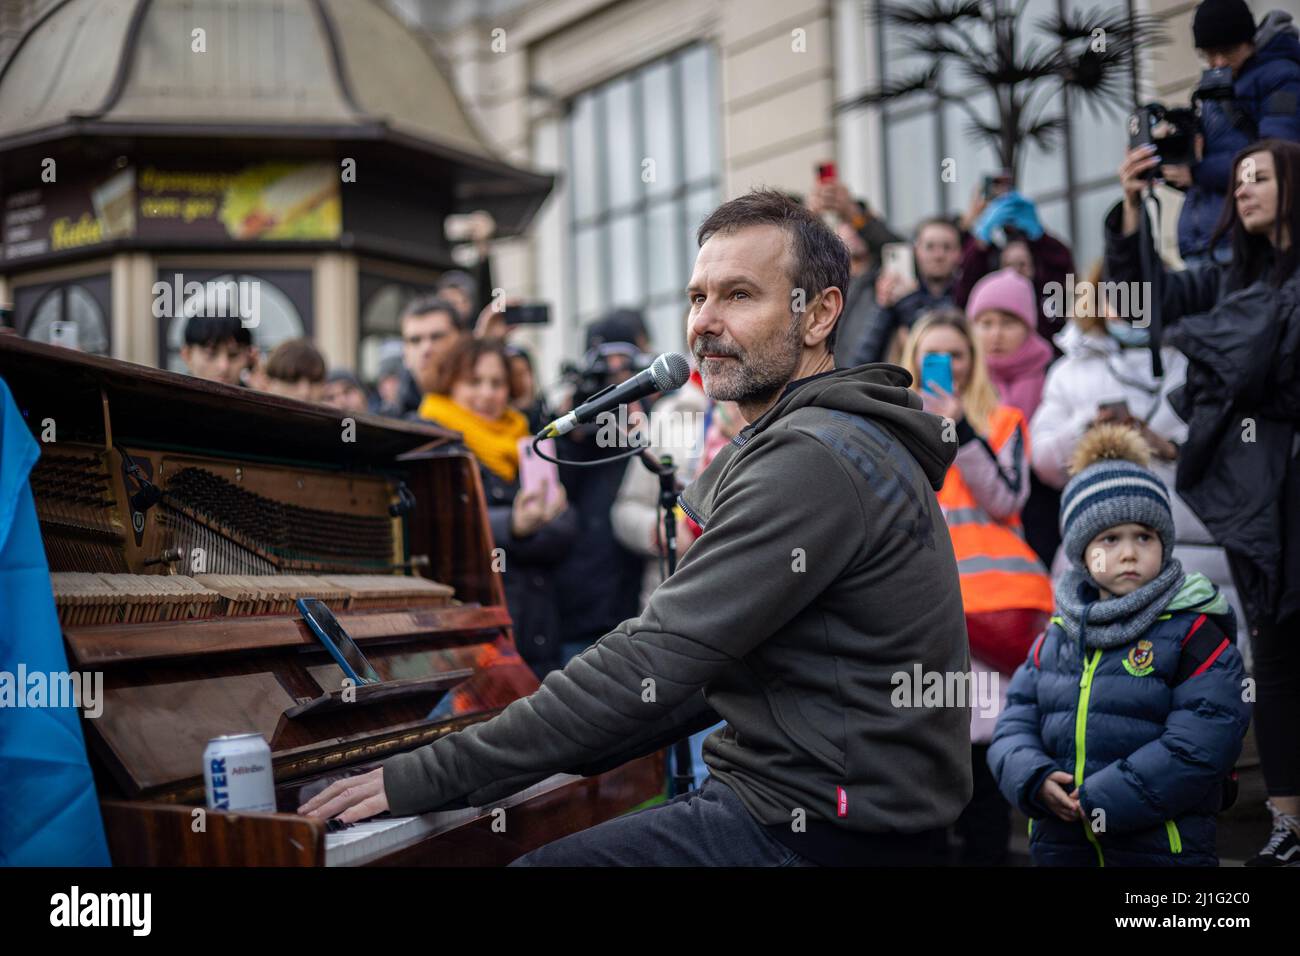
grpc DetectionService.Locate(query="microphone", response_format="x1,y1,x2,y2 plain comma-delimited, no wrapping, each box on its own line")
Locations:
540,351,691,438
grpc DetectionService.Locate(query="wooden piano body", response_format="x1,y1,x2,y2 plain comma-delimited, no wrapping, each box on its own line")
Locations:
0,337,662,865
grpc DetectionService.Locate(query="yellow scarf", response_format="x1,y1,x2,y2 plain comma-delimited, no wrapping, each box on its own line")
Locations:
418,393,530,483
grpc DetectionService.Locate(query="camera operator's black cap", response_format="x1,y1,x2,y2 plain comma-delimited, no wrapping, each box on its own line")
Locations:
1193,0,1256,49
585,308,647,350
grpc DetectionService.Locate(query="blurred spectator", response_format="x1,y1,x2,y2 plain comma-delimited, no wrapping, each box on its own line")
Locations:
612,366,709,608
902,308,1053,865
955,189,1076,341
585,308,649,355
321,369,370,414
832,221,883,367
253,337,326,402
1110,138,1300,866
551,312,652,665
418,337,575,678
373,345,405,414
386,296,465,418
805,176,902,262
852,217,961,366
966,268,1053,422
999,239,1034,280
1028,260,1244,640
798,177,898,367
180,314,254,387
436,270,479,329
1172,3,1300,266
698,399,745,471
504,345,552,435
967,266,1060,565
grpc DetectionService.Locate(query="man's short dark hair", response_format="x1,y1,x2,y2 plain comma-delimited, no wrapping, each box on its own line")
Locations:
586,308,648,351
183,314,252,349
913,217,961,243
696,188,849,351
400,295,466,332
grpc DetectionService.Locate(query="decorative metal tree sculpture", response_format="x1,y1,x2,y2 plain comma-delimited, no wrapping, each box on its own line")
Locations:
839,1,1169,182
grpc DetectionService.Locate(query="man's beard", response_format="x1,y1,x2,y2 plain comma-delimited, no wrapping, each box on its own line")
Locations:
694,313,802,406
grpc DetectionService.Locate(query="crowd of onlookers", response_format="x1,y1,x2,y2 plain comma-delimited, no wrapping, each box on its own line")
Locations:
163,0,1300,867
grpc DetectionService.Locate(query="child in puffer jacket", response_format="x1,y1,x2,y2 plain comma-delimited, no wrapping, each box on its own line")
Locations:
988,424,1251,866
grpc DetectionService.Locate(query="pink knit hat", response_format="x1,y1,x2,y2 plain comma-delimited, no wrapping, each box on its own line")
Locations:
965,268,1036,328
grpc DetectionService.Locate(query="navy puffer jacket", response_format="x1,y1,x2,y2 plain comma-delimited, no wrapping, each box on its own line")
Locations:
1178,10,1300,258
989,576,1251,866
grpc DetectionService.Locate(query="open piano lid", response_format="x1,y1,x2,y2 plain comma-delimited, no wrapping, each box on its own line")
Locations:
0,336,459,464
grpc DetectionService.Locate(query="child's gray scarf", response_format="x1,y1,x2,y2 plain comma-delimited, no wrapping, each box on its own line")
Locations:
1055,559,1184,649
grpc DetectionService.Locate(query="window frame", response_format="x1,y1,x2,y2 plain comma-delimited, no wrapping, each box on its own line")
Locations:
564,42,721,352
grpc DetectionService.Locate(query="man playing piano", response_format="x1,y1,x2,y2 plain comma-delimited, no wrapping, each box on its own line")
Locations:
302,189,973,866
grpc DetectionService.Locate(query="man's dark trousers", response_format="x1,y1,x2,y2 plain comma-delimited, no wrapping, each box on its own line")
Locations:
509,776,815,866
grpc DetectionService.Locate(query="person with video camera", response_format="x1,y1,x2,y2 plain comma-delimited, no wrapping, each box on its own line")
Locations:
1165,1,1300,267
1110,137,1300,866
550,312,655,666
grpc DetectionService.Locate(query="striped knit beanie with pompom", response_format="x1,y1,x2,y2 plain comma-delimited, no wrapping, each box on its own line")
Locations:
1059,424,1174,571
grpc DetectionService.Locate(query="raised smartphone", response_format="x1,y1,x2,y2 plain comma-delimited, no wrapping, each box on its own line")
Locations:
920,352,954,396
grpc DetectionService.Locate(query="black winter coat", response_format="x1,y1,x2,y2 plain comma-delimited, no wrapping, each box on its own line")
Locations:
1105,203,1300,627
480,465,578,678
550,428,644,649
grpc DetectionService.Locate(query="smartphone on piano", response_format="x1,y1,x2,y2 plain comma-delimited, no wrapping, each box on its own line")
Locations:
297,598,382,686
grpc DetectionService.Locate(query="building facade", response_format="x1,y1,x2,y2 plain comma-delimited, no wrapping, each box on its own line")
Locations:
1,0,1246,383
412,0,1230,382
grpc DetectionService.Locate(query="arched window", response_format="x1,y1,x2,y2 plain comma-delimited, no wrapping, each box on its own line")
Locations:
21,279,111,355
160,271,309,372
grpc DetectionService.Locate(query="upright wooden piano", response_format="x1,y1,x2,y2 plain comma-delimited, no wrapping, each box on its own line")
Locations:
0,337,663,865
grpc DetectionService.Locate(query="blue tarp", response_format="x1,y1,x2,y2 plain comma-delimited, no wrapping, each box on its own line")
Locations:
0,376,110,866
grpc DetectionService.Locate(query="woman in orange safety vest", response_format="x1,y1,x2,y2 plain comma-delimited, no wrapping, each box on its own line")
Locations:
902,307,1052,865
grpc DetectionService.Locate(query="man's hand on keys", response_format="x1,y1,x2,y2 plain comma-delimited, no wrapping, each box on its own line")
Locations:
299,766,390,823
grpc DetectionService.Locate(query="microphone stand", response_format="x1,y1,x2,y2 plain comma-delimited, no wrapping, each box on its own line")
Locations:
637,448,697,798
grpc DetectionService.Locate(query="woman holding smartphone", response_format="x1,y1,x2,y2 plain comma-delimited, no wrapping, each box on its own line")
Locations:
1108,139,1300,867
902,308,1053,866
418,337,576,679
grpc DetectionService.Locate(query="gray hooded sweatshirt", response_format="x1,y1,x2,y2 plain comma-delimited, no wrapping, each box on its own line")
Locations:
383,364,973,835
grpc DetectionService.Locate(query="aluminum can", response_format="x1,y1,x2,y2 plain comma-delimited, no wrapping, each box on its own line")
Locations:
203,733,275,812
